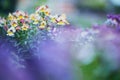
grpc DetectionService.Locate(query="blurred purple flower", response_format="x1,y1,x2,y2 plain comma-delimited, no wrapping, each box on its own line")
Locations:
106,14,120,31
0,38,33,80
92,24,120,70
29,26,75,80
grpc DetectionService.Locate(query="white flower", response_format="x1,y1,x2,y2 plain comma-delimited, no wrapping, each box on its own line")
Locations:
7,27,16,36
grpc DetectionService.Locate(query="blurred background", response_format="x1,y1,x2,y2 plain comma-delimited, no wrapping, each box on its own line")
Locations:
1,0,120,80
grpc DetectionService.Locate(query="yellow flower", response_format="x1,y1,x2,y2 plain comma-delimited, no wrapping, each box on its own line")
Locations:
40,5,46,12
36,5,48,13
21,24,29,31
57,20,65,25
44,9,51,16
8,13,14,20
11,21,18,27
39,21,46,29
30,14,36,21
40,7,46,12
57,14,69,25
51,18,56,23
14,11,25,20
7,27,16,36
50,15,58,23
7,31,14,36
18,14,24,20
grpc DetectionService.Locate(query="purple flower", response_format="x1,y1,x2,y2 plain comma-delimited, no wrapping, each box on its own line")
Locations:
106,14,120,31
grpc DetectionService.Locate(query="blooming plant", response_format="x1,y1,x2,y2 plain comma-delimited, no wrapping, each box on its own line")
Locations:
0,5,69,55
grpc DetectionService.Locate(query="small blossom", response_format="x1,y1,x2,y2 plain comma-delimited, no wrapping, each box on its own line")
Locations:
57,14,69,25
35,5,51,16
39,21,46,29
29,14,35,21
14,11,25,20
18,14,24,20
10,20,18,27
8,13,15,20
36,5,47,13
7,27,16,36
44,9,51,16
30,13,40,21
21,24,29,31
50,15,58,23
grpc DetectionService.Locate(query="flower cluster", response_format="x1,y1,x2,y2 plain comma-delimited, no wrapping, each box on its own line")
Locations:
106,14,120,30
0,5,69,37
6,11,30,36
